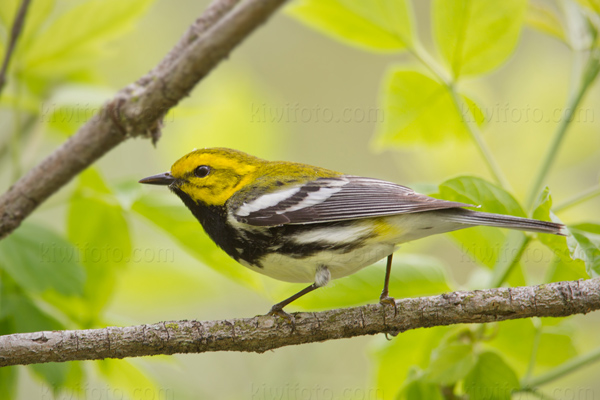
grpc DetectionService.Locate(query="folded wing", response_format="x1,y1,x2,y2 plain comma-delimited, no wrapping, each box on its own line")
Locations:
233,176,477,227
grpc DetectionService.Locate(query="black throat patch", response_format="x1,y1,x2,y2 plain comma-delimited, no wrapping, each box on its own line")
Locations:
170,187,371,269
171,187,281,268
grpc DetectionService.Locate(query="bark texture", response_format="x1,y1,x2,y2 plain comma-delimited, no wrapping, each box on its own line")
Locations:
1,279,598,367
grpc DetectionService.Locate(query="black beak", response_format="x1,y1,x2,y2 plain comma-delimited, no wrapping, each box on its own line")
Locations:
139,172,176,186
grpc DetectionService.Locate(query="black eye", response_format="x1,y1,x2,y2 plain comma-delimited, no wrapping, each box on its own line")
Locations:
194,165,211,178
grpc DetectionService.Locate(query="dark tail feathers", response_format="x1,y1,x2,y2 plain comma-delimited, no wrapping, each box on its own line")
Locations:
443,209,566,236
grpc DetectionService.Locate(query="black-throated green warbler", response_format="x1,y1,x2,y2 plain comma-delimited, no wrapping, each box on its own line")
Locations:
140,148,565,315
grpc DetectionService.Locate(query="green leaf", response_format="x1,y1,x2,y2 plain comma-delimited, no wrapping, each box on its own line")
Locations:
0,0,55,44
0,366,17,400
0,0,18,28
20,0,56,44
2,0,56,62
113,260,217,314
376,69,484,147
30,363,70,394
567,224,600,277
132,193,264,291
532,188,587,280
4,291,65,333
577,0,600,15
542,188,599,281
34,361,85,397
0,86,41,113
287,0,414,52
546,256,589,283
487,319,577,373
439,176,525,217
20,0,154,78
62,361,85,394
28,361,84,398
536,331,578,367
433,0,528,77
464,351,519,400
401,368,444,400
291,254,451,310
0,318,19,398
425,342,477,385
569,223,600,233
525,2,567,43
96,359,159,400
373,326,449,398
533,188,569,258
68,177,131,261
0,223,85,296
66,168,131,324
2,294,76,394
42,84,113,136
113,179,146,211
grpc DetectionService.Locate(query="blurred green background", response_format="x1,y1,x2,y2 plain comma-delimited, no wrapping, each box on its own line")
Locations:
1,0,600,399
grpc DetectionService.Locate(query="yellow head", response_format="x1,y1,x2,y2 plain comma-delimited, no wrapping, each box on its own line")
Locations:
140,148,267,206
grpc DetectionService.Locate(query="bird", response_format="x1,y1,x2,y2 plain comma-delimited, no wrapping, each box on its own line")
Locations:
139,147,566,316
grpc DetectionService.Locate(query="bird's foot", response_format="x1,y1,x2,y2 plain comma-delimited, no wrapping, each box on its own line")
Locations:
379,295,398,317
267,306,296,327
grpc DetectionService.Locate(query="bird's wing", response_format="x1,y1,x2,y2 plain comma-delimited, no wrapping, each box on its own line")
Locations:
232,176,477,227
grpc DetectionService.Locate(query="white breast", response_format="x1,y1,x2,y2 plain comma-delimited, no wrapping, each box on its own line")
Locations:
238,212,461,284
240,241,396,283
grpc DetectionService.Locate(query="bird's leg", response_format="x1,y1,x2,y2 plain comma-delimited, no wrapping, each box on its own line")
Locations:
268,283,318,320
379,254,397,316
268,265,329,322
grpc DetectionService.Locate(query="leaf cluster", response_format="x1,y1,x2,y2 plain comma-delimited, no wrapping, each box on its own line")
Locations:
288,0,600,398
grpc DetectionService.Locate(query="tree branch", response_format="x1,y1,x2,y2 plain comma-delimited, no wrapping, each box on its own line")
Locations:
0,0,32,96
0,0,286,239
1,279,598,367
138,0,241,85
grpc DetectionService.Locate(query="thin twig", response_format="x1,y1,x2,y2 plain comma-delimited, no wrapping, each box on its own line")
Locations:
408,43,512,191
522,345,600,389
0,0,32,96
0,279,598,367
526,49,600,210
554,184,600,213
488,232,531,288
447,84,512,191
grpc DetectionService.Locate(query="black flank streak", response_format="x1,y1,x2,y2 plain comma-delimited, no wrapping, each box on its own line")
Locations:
274,221,373,258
